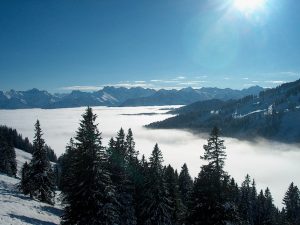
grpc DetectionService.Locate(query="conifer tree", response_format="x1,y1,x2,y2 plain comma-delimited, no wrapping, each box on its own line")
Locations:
256,190,266,225
201,126,226,176
19,161,31,196
58,138,76,193
164,164,183,225
263,187,276,224
108,128,137,225
283,182,300,225
239,174,254,224
61,107,118,225
178,163,193,208
126,128,139,163
141,144,172,225
22,120,55,204
188,126,237,225
0,137,17,177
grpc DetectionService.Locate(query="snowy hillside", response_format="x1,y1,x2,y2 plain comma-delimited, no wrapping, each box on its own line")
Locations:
0,149,62,225
148,79,300,143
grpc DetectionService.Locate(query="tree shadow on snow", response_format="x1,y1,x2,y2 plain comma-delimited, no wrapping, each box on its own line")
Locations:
40,205,63,216
9,214,58,225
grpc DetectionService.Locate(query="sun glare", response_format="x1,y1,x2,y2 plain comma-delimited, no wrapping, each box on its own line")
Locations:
234,0,266,13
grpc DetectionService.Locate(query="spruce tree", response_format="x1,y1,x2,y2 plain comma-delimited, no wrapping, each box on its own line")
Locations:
23,120,55,204
256,190,266,225
0,137,17,177
239,174,254,224
283,182,300,225
19,161,31,196
61,107,118,225
108,128,137,225
141,144,172,225
58,138,76,193
263,187,276,224
188,126,237,225
164,164,183,225
178,163,193,207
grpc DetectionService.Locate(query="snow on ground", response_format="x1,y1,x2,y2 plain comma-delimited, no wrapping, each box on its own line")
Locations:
15,149,32,177
0,149,62,225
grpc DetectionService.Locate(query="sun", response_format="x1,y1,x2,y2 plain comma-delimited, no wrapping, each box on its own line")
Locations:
234,0,266,13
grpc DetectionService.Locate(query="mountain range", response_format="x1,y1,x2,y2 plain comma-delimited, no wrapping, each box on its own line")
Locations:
0,86,263,109
147,79,300,143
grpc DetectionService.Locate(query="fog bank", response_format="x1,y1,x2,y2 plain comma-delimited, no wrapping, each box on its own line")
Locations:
0,106,299,207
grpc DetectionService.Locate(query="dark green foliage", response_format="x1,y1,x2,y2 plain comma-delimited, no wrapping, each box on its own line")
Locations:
19,161,31,196
0,137,17,176
201,126,227,175
55,116,297,224
283,183,300,225
188,127,237,225
0,125,57,162
108,128,137,225
21,120,56,204
45,144,58,162
57,138,76,193
141,144,172,225
0,125,33,153
178,163,193,207
239,175,255,224
61,107,118,225
164,165,184,224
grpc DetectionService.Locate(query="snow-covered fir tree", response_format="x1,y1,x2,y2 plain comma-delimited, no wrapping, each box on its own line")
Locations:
141,143,172,225
61,107,118,225
58,138,76,193
20,120,55,204
19,161,31,196
108,128,137,225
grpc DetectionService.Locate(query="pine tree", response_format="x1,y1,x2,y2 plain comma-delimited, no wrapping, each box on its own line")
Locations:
61,107,118,225
22,120,55,204
58,138,76,193
135,154,149,225
283,182,300,225
201,126,226,176
19,161,31,196
239,174,254,225
178,163,193,207
125,128,139,163
108,128,137,225
263,187,276,224
164,164,183,224
256,190,266,225
0,137,17,177
141,144,172,225
188,126,237,225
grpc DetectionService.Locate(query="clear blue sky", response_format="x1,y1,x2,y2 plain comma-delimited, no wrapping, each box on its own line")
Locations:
0,0,299,92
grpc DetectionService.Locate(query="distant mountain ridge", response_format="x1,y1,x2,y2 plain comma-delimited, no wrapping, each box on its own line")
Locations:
0,86,263,109
120,86,263,106
147,79,300,143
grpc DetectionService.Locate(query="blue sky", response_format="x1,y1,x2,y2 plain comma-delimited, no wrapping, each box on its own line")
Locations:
0,0,299,92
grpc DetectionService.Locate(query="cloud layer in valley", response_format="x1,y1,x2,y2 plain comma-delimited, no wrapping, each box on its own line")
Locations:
0,106,299,207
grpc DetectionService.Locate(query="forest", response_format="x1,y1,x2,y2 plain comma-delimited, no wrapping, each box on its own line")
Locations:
1,107,299,225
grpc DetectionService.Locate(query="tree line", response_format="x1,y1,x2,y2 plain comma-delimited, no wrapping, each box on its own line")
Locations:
12,107,300,224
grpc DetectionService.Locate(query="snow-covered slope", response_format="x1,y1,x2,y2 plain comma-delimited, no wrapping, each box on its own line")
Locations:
0,149,62,225
148,79,300,143
15,149,32,176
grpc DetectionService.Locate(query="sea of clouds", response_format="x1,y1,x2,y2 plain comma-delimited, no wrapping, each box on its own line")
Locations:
0,106,299,207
